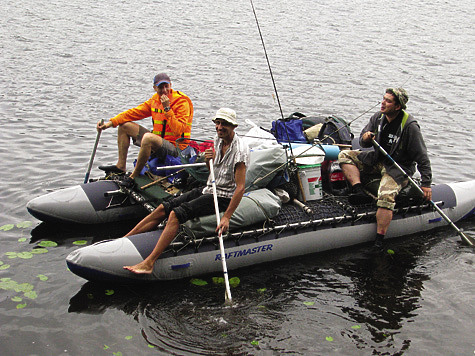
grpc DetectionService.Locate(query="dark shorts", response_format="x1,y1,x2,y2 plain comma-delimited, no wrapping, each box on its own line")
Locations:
133,125,180,161
162,188,231,224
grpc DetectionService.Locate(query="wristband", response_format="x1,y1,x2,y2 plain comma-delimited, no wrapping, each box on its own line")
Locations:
164,106,171,112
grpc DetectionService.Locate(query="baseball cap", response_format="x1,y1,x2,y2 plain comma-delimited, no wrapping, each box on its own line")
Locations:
153,73,171,86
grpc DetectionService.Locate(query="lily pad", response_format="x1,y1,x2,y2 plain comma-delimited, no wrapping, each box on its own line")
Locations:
387,249,395,255
0,264,10,271
0,224,15,231
38,241,57,248
251,340,259,346
190,278,208,286
18,237,27,243
16,303,27,309
105,289,114,296
257,288,267,293
112,352,123,356
103,345,110,350
31,248,48,254
24,290,38,300
212,277,225,284
0,279,18,290
14,283,34,293
124,336,133,340
73,240,88,246
351,325,361,329
229,277,240,287
326,336,334,342
37,274,48,281
17,252,33,259
147,345,155,348
303,301,315,306
11,296,23,302
5,252,18,259
16,221,32,228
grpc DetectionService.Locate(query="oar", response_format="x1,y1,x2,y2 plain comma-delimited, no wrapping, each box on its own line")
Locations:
148,162,206,171
209,158,233,305
371,138,474,246
84,119,104,184
140,169,185,190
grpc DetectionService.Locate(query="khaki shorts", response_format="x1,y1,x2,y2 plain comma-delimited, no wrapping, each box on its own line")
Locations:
133,125,180,161
338,150,408,210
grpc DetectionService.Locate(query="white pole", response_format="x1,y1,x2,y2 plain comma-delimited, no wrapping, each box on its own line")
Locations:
209,159,233,304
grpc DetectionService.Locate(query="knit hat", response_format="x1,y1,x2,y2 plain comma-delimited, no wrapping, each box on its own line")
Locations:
386,88,409,110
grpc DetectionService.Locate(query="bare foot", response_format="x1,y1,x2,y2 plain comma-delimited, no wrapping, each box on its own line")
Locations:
123,261,154,274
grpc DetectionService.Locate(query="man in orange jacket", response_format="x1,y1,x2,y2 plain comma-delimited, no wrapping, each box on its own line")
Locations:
96,73,193,181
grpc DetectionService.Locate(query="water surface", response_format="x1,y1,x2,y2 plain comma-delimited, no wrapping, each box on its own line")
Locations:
1,0,474,355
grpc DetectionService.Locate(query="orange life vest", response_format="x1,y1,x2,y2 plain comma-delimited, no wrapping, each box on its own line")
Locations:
151,90,193,150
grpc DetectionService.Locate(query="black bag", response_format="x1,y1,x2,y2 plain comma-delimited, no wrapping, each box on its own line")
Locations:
291,112,353,145
318,116,353,145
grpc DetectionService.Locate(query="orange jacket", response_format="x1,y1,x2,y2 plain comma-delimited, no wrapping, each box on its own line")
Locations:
109,89,193,150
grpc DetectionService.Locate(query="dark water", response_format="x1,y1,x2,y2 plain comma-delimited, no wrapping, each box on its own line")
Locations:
1,0,474,355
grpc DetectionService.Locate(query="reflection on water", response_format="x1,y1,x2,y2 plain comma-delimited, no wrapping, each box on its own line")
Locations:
65,232,453,355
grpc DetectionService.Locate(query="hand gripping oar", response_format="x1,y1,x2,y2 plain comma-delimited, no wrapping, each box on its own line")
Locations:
371,138,474,246
84,119,104,184
209,158,233,304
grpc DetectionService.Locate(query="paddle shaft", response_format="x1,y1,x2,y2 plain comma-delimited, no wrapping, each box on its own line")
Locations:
149,162,206,171
371,139,474,246
209,159,233,303
84,119,103,184
140,169,185,190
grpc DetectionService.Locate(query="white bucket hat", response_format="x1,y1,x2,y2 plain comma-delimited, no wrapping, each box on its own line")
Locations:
213,108,238,126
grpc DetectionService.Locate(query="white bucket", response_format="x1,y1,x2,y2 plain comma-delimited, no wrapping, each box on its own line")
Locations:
298,164,322,201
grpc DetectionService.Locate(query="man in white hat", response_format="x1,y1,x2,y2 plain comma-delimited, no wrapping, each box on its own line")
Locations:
123,108,249,274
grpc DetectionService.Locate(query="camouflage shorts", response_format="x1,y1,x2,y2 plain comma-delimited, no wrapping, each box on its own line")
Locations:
338,150,407,210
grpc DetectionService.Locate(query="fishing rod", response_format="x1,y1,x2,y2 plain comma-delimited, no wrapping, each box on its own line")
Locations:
249,0,295,154
249,0,387,153
250,0,284,121
180,100,379,147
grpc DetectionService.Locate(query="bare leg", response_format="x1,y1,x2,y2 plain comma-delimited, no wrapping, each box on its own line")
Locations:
123,211,180,274
116,122,140,171
340,163,362,186
376,207,393,235
124,204,166,237
130,133,164,179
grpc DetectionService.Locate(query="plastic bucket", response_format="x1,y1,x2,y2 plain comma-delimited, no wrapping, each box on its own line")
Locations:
298,164,322,201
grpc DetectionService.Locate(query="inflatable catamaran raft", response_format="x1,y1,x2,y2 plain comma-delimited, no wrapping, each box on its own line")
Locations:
66,179,475,283
26,116,475,283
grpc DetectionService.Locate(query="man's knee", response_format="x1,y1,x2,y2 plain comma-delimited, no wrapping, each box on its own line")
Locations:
152,204,166,218
118,122,139,137
338,150,359,166
167,210,181,225
377,185,399,210
141,132,163,147
376,198,396,211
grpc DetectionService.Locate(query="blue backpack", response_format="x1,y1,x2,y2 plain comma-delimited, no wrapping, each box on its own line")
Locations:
271,116,307,144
